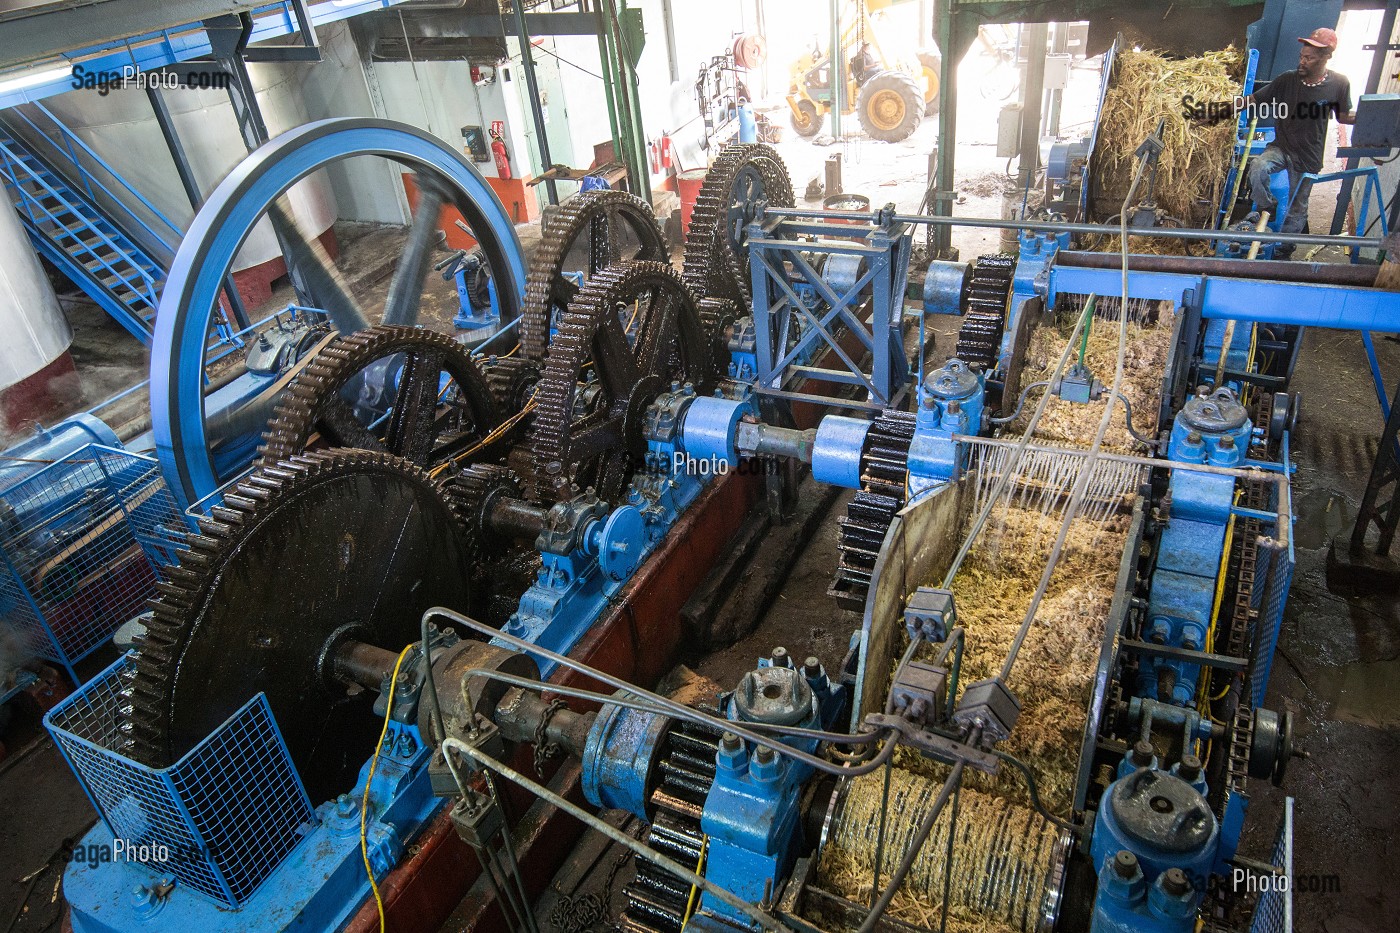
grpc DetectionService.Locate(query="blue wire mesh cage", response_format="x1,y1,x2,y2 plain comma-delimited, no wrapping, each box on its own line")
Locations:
45,655,316,907
0,444,186,682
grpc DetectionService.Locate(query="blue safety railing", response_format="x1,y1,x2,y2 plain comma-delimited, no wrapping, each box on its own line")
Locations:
0,126,169,344
46,655,315,907
0,444,185,683
5,102,182,255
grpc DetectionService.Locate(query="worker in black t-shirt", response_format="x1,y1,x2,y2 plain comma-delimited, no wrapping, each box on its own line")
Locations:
1239,28,1354,257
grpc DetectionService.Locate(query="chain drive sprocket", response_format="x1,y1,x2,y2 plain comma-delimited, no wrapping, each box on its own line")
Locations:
829,409,917,612
954,253,1016,371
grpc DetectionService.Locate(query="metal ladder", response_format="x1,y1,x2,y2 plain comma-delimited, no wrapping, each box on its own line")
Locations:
0,108,184,347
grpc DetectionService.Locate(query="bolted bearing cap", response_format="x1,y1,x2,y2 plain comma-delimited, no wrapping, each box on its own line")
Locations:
1180,387,1249,434
734,666,815,726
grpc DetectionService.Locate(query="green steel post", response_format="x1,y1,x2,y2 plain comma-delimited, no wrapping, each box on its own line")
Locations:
830,0,843,140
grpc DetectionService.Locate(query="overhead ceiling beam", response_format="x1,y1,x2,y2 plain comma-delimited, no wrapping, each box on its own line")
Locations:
0,0,257,70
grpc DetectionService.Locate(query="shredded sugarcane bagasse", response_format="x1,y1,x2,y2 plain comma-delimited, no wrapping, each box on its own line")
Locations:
816,308,1174,929
1090,47,1243,255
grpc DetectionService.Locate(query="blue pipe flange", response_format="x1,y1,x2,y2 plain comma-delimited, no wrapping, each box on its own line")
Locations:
681,395,752,467
811,415,872,489
580,698,672,821
922,260,969,315
586,504,646,583
152,119,528,510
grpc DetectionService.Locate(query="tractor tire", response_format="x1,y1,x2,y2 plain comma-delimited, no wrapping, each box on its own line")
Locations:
919,51,942,115
791,99,824,138
857,70,924,143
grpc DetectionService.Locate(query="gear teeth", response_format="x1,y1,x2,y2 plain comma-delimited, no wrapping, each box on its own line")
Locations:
681,142,794,318
121,448,470,771
829,410,917,612
256,326,503,470
954,254,1016,371
520,190,668,362
523,261,711,503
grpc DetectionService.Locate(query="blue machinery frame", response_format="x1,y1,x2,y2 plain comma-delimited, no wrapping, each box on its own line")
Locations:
746,209,912,411
150,119,528,512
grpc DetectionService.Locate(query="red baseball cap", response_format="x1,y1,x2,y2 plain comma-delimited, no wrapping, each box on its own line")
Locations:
1299,27,1338,51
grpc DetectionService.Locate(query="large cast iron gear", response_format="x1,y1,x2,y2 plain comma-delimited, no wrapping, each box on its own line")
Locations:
520,190,669,362
121,449,474,804
526,261,712,503
954,253,1016,372
258,326,504,470
482,356,542,413
682,143,795,329
829,409,917,612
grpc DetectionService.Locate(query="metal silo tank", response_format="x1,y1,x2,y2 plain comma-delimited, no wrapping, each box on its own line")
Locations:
40,59,338,275
0,196,77,437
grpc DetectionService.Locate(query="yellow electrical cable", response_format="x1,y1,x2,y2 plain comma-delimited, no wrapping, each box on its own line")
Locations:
428,396,538,479
680,835,709,929
1198,497,1239,715
362,645,414,933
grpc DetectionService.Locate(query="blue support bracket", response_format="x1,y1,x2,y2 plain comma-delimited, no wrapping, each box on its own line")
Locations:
746,207,912,411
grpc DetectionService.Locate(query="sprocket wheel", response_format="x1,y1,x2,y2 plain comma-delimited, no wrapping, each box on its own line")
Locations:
122,449,474,803
520,190,669,362
526,261,712,503
258,325,504,471
682,143,794,319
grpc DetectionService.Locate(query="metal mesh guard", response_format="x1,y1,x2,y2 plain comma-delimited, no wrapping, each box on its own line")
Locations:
45,655,315,907
0,444,186,680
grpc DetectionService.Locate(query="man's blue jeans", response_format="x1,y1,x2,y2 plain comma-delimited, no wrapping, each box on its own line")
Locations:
1248,145,1312,257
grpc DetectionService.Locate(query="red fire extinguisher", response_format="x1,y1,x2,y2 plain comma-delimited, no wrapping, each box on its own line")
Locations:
490,121,512,180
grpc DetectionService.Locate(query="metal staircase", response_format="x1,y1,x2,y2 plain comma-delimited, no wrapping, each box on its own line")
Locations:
0,105,183,346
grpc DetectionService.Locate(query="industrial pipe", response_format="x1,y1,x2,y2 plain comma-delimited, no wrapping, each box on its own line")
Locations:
1054,250,1380,286
765,207,1387,249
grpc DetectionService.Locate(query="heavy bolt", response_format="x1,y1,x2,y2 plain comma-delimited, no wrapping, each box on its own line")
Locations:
1161,867,1192,896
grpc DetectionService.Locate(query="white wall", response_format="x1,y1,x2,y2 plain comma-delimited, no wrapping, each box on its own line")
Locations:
299,22,404,226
